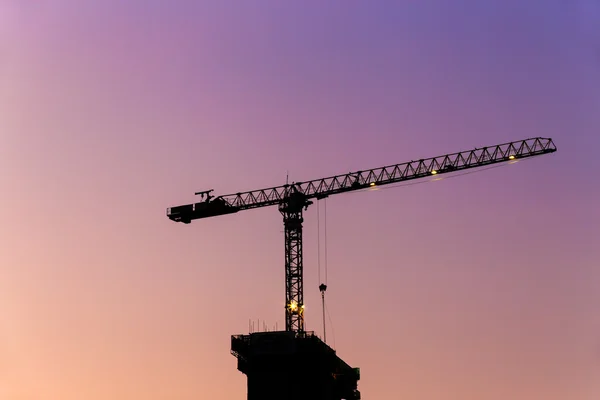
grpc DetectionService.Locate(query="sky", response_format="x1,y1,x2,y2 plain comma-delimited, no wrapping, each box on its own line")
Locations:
1,1,599,399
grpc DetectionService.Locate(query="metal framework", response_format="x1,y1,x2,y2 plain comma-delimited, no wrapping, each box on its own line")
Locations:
278,187,312,331
167,137,557,332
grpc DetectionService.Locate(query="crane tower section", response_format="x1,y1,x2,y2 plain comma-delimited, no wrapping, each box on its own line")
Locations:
167,137,557,400
167,137,556,333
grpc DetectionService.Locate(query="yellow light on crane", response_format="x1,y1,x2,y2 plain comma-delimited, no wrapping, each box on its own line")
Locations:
166,137,557,334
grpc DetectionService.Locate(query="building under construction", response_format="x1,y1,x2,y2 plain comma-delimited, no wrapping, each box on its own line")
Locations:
166,137,557,399
231,330,360,400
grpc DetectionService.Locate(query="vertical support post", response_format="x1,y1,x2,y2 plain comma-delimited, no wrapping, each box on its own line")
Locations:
282,208,305,332
279,187,312,333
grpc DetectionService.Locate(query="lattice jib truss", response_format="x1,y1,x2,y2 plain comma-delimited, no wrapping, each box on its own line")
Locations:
167,137,557,332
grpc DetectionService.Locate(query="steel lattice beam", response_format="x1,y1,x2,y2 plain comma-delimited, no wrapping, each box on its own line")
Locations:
166,136,557,333
167,137,556,224
278,188,311,332
281,209,305,332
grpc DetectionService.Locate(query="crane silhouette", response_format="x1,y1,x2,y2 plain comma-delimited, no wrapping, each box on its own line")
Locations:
167,137,557,333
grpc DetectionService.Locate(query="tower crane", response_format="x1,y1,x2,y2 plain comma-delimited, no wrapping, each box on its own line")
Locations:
167,137,556,333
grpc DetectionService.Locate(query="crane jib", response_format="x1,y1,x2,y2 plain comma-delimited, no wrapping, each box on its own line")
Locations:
166,136,557,333
167,137,556,223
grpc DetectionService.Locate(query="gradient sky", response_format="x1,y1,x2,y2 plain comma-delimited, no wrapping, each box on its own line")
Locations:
1,1,599,399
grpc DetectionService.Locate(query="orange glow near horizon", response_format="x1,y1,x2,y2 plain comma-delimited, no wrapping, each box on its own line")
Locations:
1,1,599,399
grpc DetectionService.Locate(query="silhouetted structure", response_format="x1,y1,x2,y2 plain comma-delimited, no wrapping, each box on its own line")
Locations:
166,137,557,398
167,137,557,334
231,331,360,400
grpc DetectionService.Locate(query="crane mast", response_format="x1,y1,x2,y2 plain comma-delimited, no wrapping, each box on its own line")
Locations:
279,187,312,332
167,137,557,333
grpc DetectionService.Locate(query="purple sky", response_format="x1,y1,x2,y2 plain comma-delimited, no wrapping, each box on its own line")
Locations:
1,1,599,399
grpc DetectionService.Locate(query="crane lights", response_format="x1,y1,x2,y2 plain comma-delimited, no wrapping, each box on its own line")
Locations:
167,137,557,332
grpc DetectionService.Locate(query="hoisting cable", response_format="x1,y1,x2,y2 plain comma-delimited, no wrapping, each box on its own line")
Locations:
320,198,332,343
319,283,327,343
325,300,336,350
324,197,328,286
318,198,328,344
317,199,321,284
